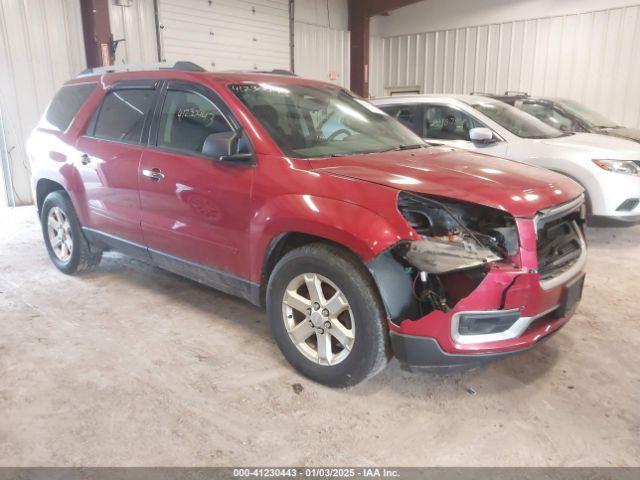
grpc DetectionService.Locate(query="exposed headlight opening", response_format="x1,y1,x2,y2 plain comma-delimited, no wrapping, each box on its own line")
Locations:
396,191,519,272
390,192,519,315
592,159,640,176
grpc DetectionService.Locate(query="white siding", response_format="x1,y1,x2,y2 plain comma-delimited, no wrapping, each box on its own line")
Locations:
0,0,85,206
370,4,640,129
157,0,291,71
109,0,159,65
293,0,349,87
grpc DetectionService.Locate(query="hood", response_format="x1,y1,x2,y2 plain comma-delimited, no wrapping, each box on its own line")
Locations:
596,127,640,143
312,147,583,217
541,132,640,158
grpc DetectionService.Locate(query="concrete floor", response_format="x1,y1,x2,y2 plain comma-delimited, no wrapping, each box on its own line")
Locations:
0,206,638,466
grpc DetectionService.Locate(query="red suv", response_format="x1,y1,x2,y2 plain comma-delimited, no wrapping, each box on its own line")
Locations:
29,65,587,387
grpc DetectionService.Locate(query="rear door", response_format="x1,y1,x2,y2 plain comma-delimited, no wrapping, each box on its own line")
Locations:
139,80,255,281
75,80,158,246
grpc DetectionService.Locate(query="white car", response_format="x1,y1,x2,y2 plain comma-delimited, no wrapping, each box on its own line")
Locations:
372,95,640,223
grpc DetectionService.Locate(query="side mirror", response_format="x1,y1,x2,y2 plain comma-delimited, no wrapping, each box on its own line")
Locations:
202,130,254,163
469,127,494,143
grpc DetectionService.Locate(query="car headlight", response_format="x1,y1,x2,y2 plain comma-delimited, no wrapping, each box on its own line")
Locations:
592,159,640,176
396,192,518,274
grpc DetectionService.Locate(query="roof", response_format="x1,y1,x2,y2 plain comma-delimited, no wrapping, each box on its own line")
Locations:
370,94,500,105
66,69,341,90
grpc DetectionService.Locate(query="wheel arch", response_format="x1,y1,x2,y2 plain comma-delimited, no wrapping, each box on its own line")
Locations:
36,178,66,215
259,232,378,307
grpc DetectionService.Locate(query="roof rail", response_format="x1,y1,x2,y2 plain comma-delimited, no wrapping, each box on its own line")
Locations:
470,91,493,96
504,90,529,97
254,69,296,76
77,61,206,77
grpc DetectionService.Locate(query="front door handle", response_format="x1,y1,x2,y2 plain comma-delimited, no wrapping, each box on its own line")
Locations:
142,168,165,181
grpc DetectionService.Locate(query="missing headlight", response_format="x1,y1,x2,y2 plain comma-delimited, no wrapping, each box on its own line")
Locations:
396,191,519,273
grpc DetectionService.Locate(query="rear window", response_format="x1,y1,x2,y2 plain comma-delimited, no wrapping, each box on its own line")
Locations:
42,83,95,131
93,89,155,143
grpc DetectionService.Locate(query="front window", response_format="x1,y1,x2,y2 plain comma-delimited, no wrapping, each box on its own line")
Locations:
230,83,424,158
157,89,232,154
472,100,564,139
423,105,484,141
554,98,618,129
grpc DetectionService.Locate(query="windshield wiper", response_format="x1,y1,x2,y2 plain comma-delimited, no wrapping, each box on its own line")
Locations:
395,144,425,151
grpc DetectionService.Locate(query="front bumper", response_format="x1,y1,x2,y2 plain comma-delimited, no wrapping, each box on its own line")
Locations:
587,169,640,221
390,328,561,372
386,217,586,368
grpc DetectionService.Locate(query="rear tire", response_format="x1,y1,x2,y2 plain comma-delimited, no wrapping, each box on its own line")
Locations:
267,243,390,387
41,191,102,274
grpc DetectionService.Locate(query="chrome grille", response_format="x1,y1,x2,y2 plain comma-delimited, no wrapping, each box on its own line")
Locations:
535,195,587,289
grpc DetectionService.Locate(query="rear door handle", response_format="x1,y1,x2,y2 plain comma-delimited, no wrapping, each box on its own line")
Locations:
80,153,91,165
142,168,165,181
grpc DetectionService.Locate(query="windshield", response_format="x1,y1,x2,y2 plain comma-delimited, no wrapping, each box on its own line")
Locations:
555,98,618,129
472,100,565,139
230,83,424,158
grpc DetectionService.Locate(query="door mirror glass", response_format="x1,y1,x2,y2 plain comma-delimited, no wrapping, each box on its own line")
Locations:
469,127,494,143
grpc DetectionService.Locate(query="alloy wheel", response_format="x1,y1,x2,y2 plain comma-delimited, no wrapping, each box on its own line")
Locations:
47,206,73,262
281,273,355,366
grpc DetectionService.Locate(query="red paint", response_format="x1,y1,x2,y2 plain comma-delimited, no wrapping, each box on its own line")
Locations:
29,70,586,359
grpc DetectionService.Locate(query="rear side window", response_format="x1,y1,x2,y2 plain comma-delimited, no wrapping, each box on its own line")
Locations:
42,83,95,131
93,89,155,143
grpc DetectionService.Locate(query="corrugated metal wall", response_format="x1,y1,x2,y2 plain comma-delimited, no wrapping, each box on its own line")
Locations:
293,0,349,87
0,0,85,206
369,4,640,129
109,0,158,65
157,0,291,71
294,23,349,87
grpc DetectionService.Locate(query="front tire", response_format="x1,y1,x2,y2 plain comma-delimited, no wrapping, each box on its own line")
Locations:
41,191,102,274
267,243,390,387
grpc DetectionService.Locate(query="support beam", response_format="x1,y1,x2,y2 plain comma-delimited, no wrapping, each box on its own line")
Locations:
348,0,423,97
80,0,112,68
348,0,370,97
366,0,425,17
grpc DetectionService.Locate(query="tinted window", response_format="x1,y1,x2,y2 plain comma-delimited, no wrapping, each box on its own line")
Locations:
424,105,483,141
472,100,563,139
519,102,573,131
230,83,424,158
380,104,420,131
42,83,95,131
94,89,155,143
554,98,618,129
157,90,232,154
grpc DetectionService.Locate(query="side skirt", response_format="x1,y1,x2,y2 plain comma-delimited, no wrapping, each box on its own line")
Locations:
82,227,261,306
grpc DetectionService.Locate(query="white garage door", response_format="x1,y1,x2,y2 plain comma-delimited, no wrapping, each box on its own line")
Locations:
157,0,291,72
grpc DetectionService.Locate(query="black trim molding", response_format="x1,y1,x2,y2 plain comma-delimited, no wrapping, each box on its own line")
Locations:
82,227,260,306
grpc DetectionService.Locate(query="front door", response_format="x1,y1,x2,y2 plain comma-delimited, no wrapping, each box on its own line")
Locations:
139,81,255,282
423,104,508,157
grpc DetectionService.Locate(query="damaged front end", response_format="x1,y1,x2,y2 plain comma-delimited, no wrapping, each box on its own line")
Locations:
368,191,520,324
